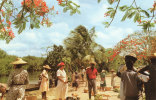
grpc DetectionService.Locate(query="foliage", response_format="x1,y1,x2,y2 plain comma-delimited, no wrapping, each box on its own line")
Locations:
0,49,46,75
109,31,156,67
94,94,103,100
64,25,98,71
0,0,80,43
44,44,66,70
23,55,45,71
103,0,156,32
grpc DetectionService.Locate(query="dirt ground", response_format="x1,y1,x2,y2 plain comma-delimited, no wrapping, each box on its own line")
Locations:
25,74,121,100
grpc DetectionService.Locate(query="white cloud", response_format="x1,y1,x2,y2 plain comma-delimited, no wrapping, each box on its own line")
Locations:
0,22,70,57
95,26,134,48
90,4,109,25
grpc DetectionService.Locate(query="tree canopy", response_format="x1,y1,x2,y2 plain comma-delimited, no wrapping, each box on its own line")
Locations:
0,0,80,43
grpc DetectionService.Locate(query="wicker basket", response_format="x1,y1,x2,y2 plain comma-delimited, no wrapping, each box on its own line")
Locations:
105,87,112,91
84,88,88,93
25,96,37,100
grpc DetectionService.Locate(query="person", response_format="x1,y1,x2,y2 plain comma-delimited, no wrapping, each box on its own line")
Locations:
117,64,127,100
117,53,142,100
40,65,51,100
110,69,116,88
138,53,156,100
100,70,106,91
0,83,6,100
6,58,29,100
86,61,98,100
72,72,79,91
81,67,86,82
55,62,68,100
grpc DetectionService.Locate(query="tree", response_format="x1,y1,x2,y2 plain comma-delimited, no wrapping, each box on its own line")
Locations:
23,55,45,71
101,0,156,32
64,25,98,70
109,31,156,64
44,45,66,74
0,0,80,43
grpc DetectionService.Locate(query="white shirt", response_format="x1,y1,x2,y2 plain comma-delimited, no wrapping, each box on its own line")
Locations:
57,69,67,82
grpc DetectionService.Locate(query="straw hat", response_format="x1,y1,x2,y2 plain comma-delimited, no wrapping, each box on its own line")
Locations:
125,53,137,58
125,53,137,61
110,69,115,72
90,61,96,65
11,58,27,65
43,65,51,69
102,70,105,72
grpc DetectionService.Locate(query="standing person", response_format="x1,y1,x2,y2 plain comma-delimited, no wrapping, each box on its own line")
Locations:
138,53,156,100
81,67,86,82
110,69,116,88
0,83,6,100
72,72,79,91
100,70,106,91
6,58,29,100
117,64,127,100
40,65,51,100
86,61,98,100
55,62,68,100
117,53,142,100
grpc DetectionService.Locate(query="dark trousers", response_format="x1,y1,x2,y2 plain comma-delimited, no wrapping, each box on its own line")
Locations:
42,91,46,100
125,96,139,100
88,79,96,99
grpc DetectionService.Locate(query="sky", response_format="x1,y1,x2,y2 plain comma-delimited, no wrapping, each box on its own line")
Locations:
0,0,154,57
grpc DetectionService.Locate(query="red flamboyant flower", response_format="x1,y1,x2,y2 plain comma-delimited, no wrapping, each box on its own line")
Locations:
57,0,63,5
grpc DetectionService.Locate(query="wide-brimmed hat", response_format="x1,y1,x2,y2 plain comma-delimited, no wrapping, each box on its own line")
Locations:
110,69,115,72
57,62,65,67
125,53,137,61
102,70,105,72
90,61,96,65
11,58,27,65
43,65,51,69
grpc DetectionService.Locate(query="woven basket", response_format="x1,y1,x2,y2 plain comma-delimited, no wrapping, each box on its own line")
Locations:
84,89,88,93
105,87,112,91
25,96,37,100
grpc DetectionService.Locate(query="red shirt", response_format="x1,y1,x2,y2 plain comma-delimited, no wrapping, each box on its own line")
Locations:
86,67,97,79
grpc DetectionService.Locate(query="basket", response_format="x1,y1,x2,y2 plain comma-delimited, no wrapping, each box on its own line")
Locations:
84,88,88,93
25,96,37,100
105,87,112,91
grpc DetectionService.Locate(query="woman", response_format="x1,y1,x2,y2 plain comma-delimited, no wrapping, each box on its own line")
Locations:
40,65,51,100
100,70,106,91
56,62,68,100
6,58,29,100
110,69,116,88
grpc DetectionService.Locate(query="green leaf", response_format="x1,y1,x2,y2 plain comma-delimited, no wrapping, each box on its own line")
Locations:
134,13,140,22
127,11,136,19
119,5,128,11
110,10,115,18
63,7,70,13
107,0,114,4
98,0,101,3
121,11,129,21
141,10,150,18
76,10,81,14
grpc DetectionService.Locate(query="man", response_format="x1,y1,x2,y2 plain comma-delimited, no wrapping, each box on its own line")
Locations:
138,53,156,100
81,66,86,82
86,61,98,100
117,53,142,100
